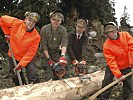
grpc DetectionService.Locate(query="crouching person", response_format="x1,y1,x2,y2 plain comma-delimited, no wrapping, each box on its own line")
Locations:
98,22,133,100
67,19,89,76
0,12,41,85
40,12,68,81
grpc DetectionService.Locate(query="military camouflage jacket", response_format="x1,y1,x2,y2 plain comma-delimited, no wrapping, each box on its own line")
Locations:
40,24,68,54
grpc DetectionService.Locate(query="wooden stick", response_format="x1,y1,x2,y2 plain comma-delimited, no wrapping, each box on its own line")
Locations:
7,41,23,85
88,71,133,100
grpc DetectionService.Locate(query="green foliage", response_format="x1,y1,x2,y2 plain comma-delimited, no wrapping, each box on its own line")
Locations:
0,0,117,27
0,29,8,57
120,6,130,28
59,0,116,24
0,0,117,58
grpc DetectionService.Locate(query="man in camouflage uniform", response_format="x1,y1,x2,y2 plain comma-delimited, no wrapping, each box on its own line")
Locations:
40,12,68,81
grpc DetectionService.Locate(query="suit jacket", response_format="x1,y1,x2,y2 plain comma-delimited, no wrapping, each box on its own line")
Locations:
67,31,89,61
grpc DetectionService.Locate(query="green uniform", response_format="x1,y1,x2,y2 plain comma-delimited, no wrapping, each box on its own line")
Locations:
40,23,68,81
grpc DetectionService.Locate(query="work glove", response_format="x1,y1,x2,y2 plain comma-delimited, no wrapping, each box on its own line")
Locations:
5,35,10,41
47,58,55,66
59,55,67,66
14,64,22,72
72,60,78,66
119,75,126,81
79,60,86,65
130,65,133,68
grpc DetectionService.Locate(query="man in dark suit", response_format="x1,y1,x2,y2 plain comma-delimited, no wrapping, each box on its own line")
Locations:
67,19,89,75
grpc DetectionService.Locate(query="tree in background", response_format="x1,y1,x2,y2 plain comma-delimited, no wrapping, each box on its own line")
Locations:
0,0,61,55
120,6,130,28
58,0,116,25
0,0,117,54
0,0,117,27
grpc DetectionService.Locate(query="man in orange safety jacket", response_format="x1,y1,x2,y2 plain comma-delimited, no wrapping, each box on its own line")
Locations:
0,12,40,85
98,22,133,100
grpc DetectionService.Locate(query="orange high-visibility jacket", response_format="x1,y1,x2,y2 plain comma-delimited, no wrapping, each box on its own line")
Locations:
103,32,133,78
0,15,40,67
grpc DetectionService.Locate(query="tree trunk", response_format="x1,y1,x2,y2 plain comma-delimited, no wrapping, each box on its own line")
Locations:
0,70,104,100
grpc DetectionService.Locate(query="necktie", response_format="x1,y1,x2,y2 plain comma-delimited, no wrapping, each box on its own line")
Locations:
77,34,80,40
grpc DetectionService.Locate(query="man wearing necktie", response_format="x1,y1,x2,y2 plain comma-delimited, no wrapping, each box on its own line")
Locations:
67,19,89,75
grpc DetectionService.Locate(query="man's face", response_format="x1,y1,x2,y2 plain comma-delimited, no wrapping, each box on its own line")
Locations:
25,18,36,31
106,30,118,40
76,24,85,34
50,18,62,29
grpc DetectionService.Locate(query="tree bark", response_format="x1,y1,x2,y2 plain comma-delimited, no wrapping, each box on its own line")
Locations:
0,70,104,100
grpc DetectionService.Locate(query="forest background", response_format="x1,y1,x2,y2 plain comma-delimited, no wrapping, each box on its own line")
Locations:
0,0,132,99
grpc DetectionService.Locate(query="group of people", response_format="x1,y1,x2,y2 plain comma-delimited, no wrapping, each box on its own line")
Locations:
0,11,133,99
0,11,89,84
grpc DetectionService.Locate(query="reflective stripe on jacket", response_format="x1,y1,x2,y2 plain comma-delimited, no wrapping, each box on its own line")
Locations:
103,32,133,78
0,15,40,67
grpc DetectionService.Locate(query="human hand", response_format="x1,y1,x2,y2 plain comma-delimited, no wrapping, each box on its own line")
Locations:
79,60,86,65
59,56,67,66
119,75,126,81
5,35,10,41
130,65,133,68
14,64,22,73
72,60,78,66
48,59,55,66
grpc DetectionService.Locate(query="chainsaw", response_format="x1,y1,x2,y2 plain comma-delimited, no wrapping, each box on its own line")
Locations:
74,63,87,75
51,62,66,78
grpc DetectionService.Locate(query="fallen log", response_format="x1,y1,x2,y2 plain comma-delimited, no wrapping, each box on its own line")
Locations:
0,70,105,100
